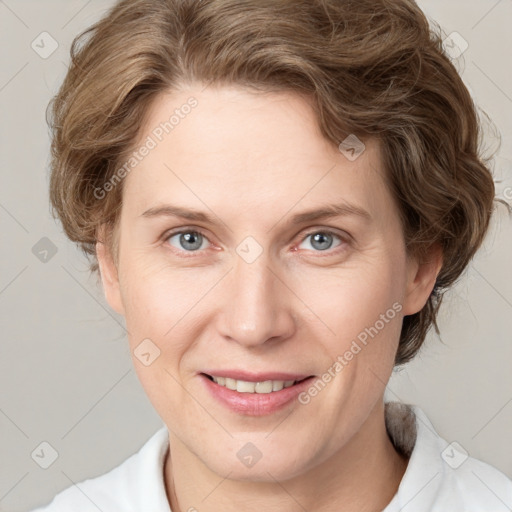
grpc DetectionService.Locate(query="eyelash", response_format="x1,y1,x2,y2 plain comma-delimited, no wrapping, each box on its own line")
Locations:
161,227,349,258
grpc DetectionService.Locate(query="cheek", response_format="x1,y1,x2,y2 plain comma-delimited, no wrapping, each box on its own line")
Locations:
118,236,407,359
118,255,205,336
298,258,404,338
118,263,200,416
118,259,224,393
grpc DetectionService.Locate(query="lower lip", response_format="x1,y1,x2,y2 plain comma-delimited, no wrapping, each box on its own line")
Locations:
199,374,316,416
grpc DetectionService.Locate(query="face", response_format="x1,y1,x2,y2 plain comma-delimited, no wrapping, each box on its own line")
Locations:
97,83,438,481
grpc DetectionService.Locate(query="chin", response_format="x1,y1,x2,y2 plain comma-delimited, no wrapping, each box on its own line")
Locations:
199,443,317,483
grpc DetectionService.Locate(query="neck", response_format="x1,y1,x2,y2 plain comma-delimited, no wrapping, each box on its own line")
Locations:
164,400,408,512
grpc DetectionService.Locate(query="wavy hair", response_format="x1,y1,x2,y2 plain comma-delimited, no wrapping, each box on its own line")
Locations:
47,0,509,365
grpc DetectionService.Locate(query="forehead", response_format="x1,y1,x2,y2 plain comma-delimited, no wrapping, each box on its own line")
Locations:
121,84,393,227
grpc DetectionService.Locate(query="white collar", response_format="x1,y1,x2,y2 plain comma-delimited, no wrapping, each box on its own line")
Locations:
62,402,511,511
383,401,512,511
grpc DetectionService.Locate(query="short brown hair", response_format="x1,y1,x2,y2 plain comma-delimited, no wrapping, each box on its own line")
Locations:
47,0,510,365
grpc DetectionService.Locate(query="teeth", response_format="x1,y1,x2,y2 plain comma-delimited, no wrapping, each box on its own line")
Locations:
210,376,298,393
237,380,258,393
225,377,236,390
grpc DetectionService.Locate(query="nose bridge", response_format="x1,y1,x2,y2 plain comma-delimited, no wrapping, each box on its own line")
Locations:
219,248,295,347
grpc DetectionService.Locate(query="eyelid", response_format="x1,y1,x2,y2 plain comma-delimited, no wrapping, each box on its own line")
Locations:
295,228,350,255
161,226,216,254
161,226,350,256
299,227,350,243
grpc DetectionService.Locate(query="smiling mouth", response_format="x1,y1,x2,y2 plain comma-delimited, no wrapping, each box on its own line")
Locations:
202,373,313,394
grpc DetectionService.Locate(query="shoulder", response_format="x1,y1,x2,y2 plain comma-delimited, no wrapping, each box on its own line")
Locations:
433,440,512,510
30,426,170,512
384,402,512,512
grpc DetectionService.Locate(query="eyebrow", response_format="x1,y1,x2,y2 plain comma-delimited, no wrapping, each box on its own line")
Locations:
140,201,372,226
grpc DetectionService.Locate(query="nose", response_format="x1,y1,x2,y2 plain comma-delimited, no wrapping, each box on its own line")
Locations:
216,250,297,349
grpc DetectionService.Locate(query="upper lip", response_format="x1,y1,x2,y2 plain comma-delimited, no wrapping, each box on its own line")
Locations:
201,370,315,382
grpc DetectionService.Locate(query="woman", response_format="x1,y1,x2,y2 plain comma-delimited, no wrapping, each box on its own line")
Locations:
33,0,512,510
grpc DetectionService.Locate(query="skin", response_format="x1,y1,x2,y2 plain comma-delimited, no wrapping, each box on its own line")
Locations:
96,83,442,512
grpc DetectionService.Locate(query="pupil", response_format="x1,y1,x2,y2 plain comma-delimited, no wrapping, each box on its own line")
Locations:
181,232,202,250
178,232,333,252
312,232,332,251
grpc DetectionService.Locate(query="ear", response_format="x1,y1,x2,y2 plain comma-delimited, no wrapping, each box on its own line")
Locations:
402,242,443,316
96,227,125,316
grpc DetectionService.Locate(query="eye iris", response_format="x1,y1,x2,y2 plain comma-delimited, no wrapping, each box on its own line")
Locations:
174,232,336,252
311,232,333,251
180,232,203,251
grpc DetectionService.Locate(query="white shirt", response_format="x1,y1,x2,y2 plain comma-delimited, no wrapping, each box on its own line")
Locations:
31,402,512,511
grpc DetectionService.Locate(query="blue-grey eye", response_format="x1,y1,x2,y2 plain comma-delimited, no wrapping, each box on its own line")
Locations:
168,231,208,252
299,231,342,252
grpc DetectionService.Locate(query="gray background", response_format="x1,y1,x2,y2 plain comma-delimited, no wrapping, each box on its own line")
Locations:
1,1,511,511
